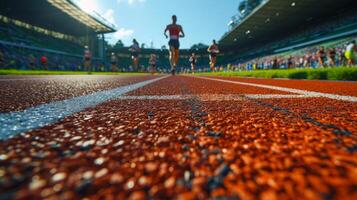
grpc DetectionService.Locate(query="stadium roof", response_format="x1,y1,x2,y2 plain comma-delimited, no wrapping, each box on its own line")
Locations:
220,0,357,49
0,0,116,36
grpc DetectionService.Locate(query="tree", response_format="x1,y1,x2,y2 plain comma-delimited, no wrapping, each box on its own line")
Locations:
104,40,112,51
161,45,167,50
113,40,125,49
190,43,209,50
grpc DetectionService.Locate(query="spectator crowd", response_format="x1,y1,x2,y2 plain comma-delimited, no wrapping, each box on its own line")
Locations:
228,40,357,71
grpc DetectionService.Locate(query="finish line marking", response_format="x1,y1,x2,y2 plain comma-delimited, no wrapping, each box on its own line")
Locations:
0,76,169,140
117,94,312,101
194,76,357,103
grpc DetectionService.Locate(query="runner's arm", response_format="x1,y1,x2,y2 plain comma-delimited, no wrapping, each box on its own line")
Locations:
207,45,212,53
179,26,185,38
164,26,169,39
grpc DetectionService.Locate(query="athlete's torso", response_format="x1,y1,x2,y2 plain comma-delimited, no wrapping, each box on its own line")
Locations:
111,56,117,62
84,50,91,59
190,56,196,63
132,43,140,51
149,55,157,63
346,44,354,52
209,44,219,53
167,24,181,40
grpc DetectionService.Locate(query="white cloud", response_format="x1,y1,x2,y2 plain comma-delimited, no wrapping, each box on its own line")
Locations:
99,9,134,45
117,0,146,6
75,0,99,13
102,9,116,25
114,28,135,40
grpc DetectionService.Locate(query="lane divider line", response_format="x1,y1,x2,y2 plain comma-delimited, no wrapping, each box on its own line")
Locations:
0,76,169,140
117,94,312,101
194,76,357,103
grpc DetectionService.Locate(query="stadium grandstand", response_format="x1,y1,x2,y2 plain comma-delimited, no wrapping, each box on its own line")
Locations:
220,0,357,68
0,0,116,71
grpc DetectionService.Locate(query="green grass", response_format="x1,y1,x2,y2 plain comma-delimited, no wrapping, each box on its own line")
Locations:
196,67,357,81
0,69,148,76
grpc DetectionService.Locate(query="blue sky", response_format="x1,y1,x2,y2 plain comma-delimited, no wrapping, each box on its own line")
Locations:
75,0,239,48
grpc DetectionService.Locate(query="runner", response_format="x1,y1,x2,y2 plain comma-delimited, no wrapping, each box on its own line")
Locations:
129,39,141,71
207,40,220,72
327,48,336,67
83,46,92,72
110,52,118,72
317,47,326,68
287,55,294,69
189,53,197,74
40,55,48,70
149,54,157,74
345,40,356,66
164,15,185,75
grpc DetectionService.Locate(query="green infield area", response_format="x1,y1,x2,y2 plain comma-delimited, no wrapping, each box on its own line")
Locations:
197,67,357,81
0,69,149,76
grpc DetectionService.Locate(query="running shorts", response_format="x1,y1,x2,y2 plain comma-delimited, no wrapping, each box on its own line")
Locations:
169,39,180,49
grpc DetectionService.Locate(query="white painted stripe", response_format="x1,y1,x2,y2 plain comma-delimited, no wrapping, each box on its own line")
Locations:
195,76,357,102
117,94,312,101
118,95,189,100
245,94,312,99
0,76,168,140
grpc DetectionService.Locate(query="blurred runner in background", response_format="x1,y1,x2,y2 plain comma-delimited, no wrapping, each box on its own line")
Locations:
111,52,118,72
189,53,197,74
129,39,141,71
208,40,219,72
345,40,356,66
41,55,47,70
149,54,157,74
83,46,92,72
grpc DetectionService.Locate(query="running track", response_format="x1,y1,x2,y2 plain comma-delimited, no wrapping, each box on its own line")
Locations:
0,75,356,200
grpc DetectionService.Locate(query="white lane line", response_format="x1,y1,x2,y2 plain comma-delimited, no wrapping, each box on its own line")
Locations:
0,76,169,140
118,95,189,100
195,76,357,102
245,94,313,99
117,94,312,101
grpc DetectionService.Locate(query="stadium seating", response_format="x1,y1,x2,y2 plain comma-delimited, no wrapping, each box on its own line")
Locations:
0,20,83,55
0,20,108,71
225,9,357,66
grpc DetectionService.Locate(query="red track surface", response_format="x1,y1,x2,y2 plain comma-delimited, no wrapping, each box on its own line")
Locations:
211,77,357,96
0,75,155,112
127,76,290,96
0,75,356,200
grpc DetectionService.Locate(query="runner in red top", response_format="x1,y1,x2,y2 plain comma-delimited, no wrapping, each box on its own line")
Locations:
164,15,185,75
40,56,47,70
208,40,220,72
